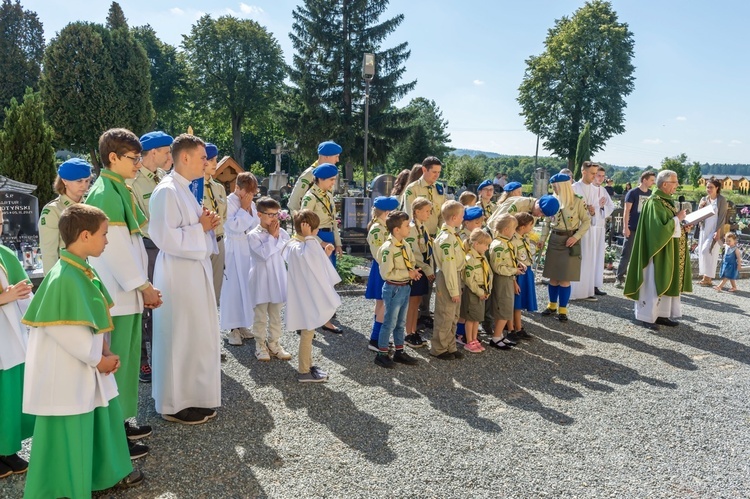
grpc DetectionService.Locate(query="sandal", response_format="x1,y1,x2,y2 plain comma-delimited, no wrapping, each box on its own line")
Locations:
728,288,738,292
321,324,343,334
117,469,145,489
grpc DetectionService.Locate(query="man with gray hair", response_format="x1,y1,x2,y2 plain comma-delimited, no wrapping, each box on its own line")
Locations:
624,170,692,330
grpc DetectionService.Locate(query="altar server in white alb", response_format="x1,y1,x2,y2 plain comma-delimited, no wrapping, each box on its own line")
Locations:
149,134,222,425
570,161,612,301
219,171,260,346
248,196,292,362
283,209,341,383
591,165,615,291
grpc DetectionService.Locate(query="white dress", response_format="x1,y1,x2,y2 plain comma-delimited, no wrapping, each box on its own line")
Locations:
248,226,290,307
219,193,259,330
149,171,221,414
570,182,597,298
698,197,720,278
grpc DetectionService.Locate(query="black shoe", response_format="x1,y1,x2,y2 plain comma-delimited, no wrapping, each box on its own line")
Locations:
655,317,679,327
0,454,28,474
191,407,218,419
375,354,395,368
128,441,149,460
432,351,456,360
321,324,343,334
452,349,464,359
489,339,510,350
516,329,532,340
139,364,152,383
0,461,11,479
594,287,607,296
501,335,518,346
162,408,209,425
641,321,660,331
541,307,556,316
393,350,419,365
116,469,145,489
418,316,434,328
124,421,153,441
404,333,426,348
557,313,568,322
506,331,520,342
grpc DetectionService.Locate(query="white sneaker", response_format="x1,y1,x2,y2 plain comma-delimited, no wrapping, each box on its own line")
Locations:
228,329,243,346
269,345,292,361
255,349,271,361
239,327,253,339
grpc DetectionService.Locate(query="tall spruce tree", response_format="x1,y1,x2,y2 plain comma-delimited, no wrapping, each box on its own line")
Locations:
0,88,56,205
287,0,415,166
106,1,127,30
573,122,591,180
0,0,45,122
390,97,451,169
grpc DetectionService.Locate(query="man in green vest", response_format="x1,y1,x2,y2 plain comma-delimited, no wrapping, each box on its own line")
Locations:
624,169,692,330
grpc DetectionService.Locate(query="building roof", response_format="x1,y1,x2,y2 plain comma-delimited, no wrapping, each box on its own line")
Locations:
0,175,37,194
701,174,748,181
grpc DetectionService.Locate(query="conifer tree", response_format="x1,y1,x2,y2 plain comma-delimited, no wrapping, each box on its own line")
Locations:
0,88,56,205
106,1,127,30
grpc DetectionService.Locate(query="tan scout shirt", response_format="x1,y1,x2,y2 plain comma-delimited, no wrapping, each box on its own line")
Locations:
463,248,493,299
377,236,415,283
480,198,496,221
489,235,518,277
202,178,227,237
487,196,537,229
367,220,387,259
301,184,341,247
434,223,466,297
287,162,317,214
39,193,78,275
511,232,535,268
127,166,166,238
402,177,446,236
404,220,434,277
540,195,590,242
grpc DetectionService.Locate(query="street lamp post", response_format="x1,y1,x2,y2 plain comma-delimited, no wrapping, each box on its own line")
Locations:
362,53,375,195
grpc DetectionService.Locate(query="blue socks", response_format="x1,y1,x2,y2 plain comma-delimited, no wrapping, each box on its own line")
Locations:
548,284,560,305
370,319,382,342
456,322,466,338
558,285,571,308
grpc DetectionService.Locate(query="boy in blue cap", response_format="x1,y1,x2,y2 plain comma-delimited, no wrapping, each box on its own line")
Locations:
288,141,342,214
477,179,496,219
202,143,227,303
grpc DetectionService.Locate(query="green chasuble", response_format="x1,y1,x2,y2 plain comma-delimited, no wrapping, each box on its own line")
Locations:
623,189,692,300
22,250,114,334
0,244,31,287
85,169,147,235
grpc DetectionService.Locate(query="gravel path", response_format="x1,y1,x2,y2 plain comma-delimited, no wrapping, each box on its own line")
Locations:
3,281,750,498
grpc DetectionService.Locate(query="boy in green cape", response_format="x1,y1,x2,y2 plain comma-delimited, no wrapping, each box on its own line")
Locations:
22,204,143,497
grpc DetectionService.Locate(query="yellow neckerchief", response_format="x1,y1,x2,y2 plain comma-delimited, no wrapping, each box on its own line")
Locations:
391,236,414,271
205,180,219,212
424,180,434,203
498,235,517,267
482,199,494,219
474,248,491,291
439,224,465,254
519,232,532,261
311,185,333,217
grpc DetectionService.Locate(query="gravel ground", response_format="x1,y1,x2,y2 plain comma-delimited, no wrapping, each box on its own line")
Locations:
3,279,750,498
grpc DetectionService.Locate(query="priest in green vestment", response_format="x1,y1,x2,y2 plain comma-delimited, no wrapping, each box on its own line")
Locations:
623,170,692,329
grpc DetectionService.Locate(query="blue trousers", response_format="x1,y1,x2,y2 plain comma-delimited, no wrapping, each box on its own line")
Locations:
379,282,410,350
318,229,337,268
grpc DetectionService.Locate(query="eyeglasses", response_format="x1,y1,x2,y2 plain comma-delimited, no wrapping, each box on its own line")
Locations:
121,154,142,165
260,211,280,218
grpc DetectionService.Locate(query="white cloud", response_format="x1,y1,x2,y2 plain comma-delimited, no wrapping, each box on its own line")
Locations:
240,3,263,15
473,80,485,86
729,139,742,146
675,116,687,121
711,139,723,144
169,7,185,15
643,138,663,145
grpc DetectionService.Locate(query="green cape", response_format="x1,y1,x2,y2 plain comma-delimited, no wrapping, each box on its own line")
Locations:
0,244,30,287
22,250,114,334
623,189,692,300
85,170,147,235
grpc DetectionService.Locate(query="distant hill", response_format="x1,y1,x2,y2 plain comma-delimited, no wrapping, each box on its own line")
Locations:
450,149,504,158
701,164,750,176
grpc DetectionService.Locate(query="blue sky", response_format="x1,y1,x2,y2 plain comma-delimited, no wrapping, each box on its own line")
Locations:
23,0,750,167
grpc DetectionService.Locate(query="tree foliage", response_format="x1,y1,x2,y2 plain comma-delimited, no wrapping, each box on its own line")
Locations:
389,97,451,170
443,155,485,187
286,0,415,167
0,0,44,122
573,121,591,180
183,15,285,167
0,88,56,205
518,0,635,167
660,153,690,183
106,1,127,30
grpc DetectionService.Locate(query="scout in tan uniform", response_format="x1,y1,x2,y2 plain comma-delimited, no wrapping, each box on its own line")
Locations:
39,158,92,274
540,173,591,322
460,228,493,353
487,193,561,230
477,179,496,221
403,197,433,348
430,201,466,360
202,143,227,303
373,211,421,368
287,141,342,214
401,156,446,237
488,214,523,350
455,206,484,344
300,163,342,265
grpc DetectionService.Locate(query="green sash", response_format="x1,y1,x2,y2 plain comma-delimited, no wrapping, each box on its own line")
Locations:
85,170,147,235
22,250,114,334
624,189,692,300
0,244,30,287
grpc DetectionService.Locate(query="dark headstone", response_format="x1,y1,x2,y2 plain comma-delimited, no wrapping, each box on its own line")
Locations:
342,197,373,231
0,190,39,268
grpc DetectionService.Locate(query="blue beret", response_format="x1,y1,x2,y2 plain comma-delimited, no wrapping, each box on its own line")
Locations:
463,206,484,221
317,141,342,156
373,196,399,211
205,143,219,160
538,195,560,217
549,173,571,184
477,180,493,192
504,181,522,192
140,131,173,151
312,163,338,179
57,158,92,181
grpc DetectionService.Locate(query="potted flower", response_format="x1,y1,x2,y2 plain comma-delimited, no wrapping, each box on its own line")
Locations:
604,246,617,270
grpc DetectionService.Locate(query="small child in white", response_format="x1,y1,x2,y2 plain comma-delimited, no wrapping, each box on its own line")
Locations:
248,197,292,362
283,210,341,383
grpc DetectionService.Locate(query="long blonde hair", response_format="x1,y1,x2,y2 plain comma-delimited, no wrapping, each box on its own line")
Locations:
367,207,388,232
552,179,575,210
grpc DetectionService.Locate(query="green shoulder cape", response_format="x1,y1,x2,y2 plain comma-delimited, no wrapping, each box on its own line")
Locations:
623,189,692,300
85,170,147,235
0,244,30,286
22,250,114,334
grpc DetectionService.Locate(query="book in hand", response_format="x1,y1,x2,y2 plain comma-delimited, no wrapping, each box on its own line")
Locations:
682,204,715,226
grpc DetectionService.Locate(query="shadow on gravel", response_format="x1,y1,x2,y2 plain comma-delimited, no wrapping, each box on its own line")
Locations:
680,293,750,317
650,322,750,366
238,343,398,465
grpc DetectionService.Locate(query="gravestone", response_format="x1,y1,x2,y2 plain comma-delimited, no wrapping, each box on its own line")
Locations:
533,168,550,200
0,188,40,269
370,174,395,199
